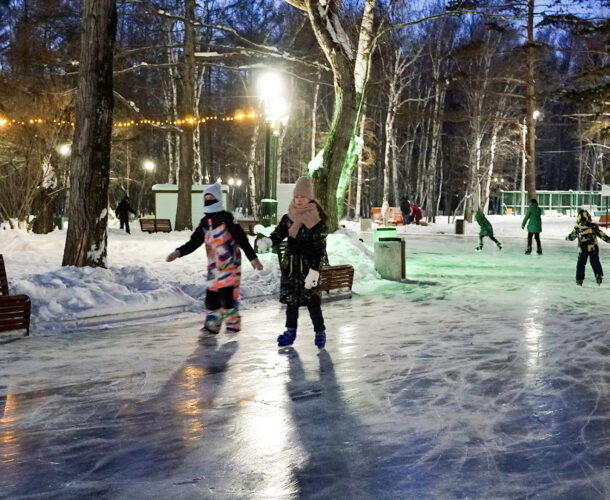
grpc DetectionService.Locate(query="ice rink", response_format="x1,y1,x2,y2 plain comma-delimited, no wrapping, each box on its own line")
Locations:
2,234,609,499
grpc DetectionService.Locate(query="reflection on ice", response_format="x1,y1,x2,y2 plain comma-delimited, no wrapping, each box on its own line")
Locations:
524,303,544,376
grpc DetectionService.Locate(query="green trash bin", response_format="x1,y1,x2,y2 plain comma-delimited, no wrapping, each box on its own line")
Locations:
374,227,397,243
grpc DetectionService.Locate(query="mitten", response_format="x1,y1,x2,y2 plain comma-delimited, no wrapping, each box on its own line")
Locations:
304,269,320,289
256,237,273,253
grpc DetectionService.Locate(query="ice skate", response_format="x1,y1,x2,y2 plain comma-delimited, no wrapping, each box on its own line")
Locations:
576,279,583,286
496,243,502,250
315,330,326,349
537,249,543,255
277,328,297,347
596,274,602,286
474,246,482,252
525,248,532,255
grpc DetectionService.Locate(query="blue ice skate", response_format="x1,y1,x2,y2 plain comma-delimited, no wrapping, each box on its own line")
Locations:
277,328,297,347
315,330,326,349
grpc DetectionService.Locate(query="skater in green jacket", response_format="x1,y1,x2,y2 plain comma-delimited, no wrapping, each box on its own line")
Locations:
522,199,542,254
474,210,502,252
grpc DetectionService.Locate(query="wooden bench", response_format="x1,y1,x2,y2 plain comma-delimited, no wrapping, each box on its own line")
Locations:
139,218,172,233
0,254,31,336
599,214,610,227
371,207,403,226
238,219,260,236
275,242,354,300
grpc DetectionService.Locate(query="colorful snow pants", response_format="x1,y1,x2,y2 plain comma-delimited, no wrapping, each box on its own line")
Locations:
576,247,603,282
204,286,240,332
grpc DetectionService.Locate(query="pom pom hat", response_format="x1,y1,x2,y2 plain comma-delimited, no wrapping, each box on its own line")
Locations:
293,176,315,200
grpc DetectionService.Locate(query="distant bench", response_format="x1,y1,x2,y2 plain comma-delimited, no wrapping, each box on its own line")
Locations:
0,254,31,337
599,214,610,227
371,207,403,226
238,219,260,236
275,242,354,300
139,218,172,233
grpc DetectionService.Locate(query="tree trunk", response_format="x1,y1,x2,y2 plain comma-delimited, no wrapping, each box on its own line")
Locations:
311,72,320,161
62,0,116,268
248,118,261,217
175,0,196,231
355,110,366,220
525,0,537,200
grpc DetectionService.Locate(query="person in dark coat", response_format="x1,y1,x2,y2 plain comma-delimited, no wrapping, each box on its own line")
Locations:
166,183,263,333
474,210,502,251
400,197,411,225
115,196,137,234
258,176,327,349
566,209,610,286
522,198,543,254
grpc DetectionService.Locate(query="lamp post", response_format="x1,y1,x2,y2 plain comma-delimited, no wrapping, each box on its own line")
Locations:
258,72,288,227
140,160,155,214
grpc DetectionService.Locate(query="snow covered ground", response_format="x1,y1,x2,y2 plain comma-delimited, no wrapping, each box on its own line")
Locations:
0,213,608,334
1,214,609,498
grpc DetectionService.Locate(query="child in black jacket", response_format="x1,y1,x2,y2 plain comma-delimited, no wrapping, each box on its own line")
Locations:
566,209,610,286
258,176,327,348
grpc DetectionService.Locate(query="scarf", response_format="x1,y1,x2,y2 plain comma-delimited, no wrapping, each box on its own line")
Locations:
287,201,321,238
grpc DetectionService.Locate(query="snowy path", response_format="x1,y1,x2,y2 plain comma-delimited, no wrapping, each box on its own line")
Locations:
2,238,609,500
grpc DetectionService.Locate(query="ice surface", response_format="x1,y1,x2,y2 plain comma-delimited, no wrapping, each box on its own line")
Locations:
1,215,609,498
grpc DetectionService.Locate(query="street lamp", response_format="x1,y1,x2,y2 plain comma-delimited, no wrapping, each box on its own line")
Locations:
143,160,155,172
58,143,71,156
258,71,289,227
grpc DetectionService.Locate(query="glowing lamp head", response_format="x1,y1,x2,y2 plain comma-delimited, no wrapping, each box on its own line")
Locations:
58,144,71,156
143,160,155,172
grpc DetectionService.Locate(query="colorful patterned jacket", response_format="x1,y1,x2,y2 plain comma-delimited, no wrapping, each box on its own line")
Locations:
177,211,257,291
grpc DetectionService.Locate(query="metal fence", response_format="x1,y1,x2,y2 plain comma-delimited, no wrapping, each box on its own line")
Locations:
499,190,610,216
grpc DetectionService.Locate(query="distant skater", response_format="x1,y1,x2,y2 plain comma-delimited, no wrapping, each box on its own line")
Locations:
565,209,610,286
474,210,502,252
257,176,327,349
115,196,137,234
166,183,263,333
522,199,542,254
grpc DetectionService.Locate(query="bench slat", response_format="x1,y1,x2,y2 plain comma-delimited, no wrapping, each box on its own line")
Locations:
0,294,31,335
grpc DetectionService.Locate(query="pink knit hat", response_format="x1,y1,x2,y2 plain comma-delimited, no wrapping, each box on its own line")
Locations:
293,176,315,200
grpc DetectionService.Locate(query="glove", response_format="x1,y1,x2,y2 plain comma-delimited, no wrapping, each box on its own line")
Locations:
256,237,273,253
304,269,320,290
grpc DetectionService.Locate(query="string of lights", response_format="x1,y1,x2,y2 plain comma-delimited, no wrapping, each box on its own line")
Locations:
0,112,258,128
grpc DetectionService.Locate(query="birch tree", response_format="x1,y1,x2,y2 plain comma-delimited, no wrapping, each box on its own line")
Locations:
283,0,377,232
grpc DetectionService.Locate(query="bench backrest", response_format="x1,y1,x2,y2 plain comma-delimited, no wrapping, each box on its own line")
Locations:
371,207,402,225
140,218,172,232
599,214,610,223
319,264,354,292
239,220,259,236
0,294,31,335
0,254,9,295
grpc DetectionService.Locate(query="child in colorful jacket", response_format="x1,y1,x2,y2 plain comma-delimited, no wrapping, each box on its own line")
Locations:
258,176,327,349
166,183,263,333
565,209,610,286
474,210,502,251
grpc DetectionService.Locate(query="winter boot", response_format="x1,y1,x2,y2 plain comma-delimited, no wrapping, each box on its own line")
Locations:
277,328,297,347
202,309,222,334
537,248,543,255
496,242,502,250
576,279,583,286
223,307,241,333
596,274,603,286
475,245,482,252
315,330,326,349
525,247,532,255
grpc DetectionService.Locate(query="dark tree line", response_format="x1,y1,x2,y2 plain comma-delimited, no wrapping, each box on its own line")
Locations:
0,0,607,265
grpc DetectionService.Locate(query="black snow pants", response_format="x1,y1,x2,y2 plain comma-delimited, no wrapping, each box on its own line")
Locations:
576,247,603,282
